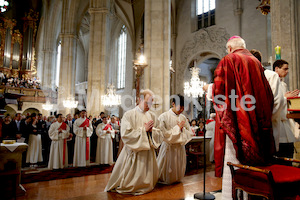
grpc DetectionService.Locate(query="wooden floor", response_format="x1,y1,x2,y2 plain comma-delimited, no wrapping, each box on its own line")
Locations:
17,166,222,200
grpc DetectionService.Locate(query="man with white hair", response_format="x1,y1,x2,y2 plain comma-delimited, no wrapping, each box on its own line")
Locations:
205,36,275,199
105,89,162,195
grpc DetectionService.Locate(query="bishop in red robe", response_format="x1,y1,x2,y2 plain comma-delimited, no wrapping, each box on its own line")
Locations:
212,36,275,199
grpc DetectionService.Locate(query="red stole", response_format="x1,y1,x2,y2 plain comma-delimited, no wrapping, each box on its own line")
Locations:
213,49,275,177
103,124,113,131
206,119,214,124
58,122,67,164
79,118,90,161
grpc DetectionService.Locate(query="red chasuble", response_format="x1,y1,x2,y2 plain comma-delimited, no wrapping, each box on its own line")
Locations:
212,49,275,177
79,118,90,160
59,122,67,163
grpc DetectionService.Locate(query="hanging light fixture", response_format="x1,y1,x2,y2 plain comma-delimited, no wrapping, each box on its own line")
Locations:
101,84,121,107
256,0,270,15
42,100,53,111
63,97,78,109
184,61,206,98
0,0,9,13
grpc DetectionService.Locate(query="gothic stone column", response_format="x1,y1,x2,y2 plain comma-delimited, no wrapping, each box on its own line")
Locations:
144,0,171,115
87,1,109,117
58,34,77,115
271,0,300,90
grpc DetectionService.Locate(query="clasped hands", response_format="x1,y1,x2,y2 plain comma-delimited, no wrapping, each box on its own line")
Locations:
144,120,154,132
177,120,185,131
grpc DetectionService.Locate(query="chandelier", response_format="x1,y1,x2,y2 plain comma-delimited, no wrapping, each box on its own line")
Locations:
184,65,206,98
63,97,78,109
0,0,9,13
42,100,53,111
101,84,121,107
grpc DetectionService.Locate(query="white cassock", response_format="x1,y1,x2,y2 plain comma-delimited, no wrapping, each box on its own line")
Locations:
190,126,198,136
157,109,193,185
105,106,162,195
205,120,216,162
48,122,70,169
26,125,43,164
95,123,115,165
279,80,296,144
73,117,93,167
264,69,285,151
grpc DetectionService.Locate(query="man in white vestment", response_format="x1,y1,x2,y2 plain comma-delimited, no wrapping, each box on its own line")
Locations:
48,114,72,170
105,89,162,195
157,94,193,184
273,59,299,158
73,110,93,167
96,116,115,165
250,49,285,152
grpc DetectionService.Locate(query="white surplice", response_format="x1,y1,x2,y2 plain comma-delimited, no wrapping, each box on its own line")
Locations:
156,109,193,184
279,80,296,143
48,122,70,169
95,123,115,165
73,117,93,167
264,69,285,150
206,120,216,162
105,106,162,195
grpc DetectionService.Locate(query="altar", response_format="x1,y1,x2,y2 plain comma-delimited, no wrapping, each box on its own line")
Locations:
0,143,28,199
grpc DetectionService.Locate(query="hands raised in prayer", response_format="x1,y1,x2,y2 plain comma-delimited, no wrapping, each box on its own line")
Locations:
177,120,185,131
144,120,154,132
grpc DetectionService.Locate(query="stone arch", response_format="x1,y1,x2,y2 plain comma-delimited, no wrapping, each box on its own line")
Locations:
22,108,40,116
4,105,17,117
176,26,230,93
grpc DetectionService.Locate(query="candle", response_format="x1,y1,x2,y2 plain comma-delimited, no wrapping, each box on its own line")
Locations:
275,45,281,60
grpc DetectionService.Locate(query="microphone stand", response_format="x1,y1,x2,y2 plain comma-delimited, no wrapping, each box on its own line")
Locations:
194,92,215,200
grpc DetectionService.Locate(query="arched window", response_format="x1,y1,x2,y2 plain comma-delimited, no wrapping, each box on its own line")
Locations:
197,0,215,29
55,41,61,87
117,25,127,89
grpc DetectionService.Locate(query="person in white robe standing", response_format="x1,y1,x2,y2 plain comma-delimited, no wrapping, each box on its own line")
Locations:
273,59,299,159
205,113,216,163
48,114,72,170
73,110,93,167
105,89,162,195
96,116,115,165
156,94,193,185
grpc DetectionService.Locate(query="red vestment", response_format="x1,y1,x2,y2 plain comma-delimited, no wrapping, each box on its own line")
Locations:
213,49,275,177
79,118,90,161
59,122,67,163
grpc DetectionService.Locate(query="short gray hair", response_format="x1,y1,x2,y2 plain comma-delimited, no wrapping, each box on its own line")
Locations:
226,38,246,49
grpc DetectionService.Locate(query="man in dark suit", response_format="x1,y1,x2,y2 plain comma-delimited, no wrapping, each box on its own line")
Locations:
11,113,22,140
66,114,75,166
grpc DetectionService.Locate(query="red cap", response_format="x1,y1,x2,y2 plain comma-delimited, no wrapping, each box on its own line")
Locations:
228,35,241,42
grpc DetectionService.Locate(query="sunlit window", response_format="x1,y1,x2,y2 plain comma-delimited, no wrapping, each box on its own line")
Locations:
117,25,127,89
197,0,215,29
56,41,61,87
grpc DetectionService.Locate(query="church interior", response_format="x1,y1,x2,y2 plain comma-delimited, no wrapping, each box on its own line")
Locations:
0,0,300,199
